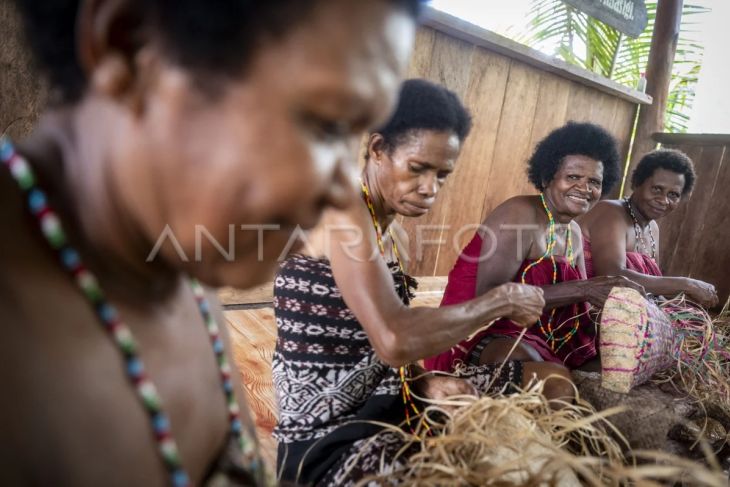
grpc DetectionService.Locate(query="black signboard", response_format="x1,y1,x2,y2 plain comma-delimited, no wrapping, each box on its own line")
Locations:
562,0,649,38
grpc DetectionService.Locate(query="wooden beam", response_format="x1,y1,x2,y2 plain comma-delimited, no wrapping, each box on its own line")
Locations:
653,132,730,146
624,0,683,189
420,7,651,105
217,276,449,307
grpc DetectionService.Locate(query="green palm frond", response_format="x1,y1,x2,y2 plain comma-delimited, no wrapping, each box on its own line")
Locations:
517,0,709,133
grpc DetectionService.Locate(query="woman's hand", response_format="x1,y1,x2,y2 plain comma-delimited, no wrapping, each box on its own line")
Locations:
488,283,545,328
684,278,719,308
581,275,646,308
413,374,477,402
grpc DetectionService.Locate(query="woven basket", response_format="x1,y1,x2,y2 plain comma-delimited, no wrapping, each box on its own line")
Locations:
599,288,675,393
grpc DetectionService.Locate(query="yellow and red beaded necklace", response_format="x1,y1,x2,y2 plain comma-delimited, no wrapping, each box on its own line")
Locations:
361,180,430,436
522,193,581,352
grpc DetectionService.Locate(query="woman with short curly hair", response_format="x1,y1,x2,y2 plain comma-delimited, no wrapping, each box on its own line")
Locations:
579,148,717,307
425,121,643,397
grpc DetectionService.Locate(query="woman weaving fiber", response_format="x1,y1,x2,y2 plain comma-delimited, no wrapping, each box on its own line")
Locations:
425,122,644,392
272,79,545,486
1,0,424,485
578,148,718,307
575,150,727,443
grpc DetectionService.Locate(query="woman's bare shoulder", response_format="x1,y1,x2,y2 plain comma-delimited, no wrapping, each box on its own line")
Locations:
595,198,625,212
581,199,626,223
484,194,539,224
305,202,377,260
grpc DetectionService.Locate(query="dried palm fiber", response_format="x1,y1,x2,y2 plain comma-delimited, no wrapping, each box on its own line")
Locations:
653,295,730,419
336,300,725,485
572,370,694,451
652,298,730,469
580,291,730,453
352,380,725,487
358,302,725,485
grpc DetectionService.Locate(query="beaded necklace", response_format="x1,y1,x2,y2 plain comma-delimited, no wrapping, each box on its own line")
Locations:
624,196,656,259
360,180,429,436
522,193,580,352
0,137,261,487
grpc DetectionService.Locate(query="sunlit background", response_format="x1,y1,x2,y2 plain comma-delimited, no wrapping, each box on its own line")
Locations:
430,0,730,133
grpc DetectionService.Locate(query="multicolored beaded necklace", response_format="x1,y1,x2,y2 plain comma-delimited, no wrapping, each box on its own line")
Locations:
624,196,656,260
0,137,261,487
360,180,430,437
522,193,580,353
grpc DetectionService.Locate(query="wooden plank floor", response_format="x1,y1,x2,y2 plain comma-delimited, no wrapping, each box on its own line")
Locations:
222,277,447,473
226,306,279,471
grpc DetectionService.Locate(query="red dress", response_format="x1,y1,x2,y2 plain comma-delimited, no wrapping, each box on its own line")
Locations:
582,236,662,277
424,233,596,372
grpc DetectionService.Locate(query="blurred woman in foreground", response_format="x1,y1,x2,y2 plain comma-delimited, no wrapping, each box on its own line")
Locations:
1,0,421,484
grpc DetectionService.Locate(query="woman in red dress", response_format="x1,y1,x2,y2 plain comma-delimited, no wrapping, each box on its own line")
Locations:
578,149,717,306
425,122,643,401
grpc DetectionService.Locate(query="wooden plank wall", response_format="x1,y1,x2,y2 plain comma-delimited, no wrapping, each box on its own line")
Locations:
652,134,730,309
400,26,638,276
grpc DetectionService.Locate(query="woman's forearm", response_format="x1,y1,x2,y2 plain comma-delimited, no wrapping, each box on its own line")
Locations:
540,280,587,309
615,269,688,297
374,291,513,367
539,271,689,309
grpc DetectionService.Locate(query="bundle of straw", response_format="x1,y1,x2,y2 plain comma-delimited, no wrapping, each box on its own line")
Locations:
359,382,726,486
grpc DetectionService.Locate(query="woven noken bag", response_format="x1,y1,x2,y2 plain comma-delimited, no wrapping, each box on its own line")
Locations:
599,287,674,393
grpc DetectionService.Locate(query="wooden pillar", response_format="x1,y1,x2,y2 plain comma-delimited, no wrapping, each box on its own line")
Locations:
625,0,683,190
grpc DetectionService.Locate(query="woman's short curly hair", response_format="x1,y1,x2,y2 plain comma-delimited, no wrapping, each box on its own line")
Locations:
373,78,472,155
527,121,621,193
631,148,696,195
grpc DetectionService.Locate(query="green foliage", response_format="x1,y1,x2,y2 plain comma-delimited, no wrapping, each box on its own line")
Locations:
516,0,708,133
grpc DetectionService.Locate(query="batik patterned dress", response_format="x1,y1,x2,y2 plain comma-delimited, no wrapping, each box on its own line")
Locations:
272,254,520,486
